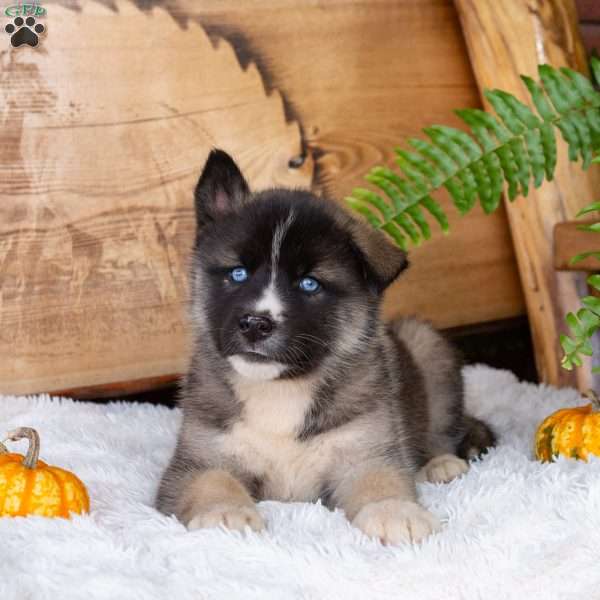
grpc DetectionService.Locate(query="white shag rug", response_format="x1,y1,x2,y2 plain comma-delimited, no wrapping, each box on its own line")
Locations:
1,364,600,600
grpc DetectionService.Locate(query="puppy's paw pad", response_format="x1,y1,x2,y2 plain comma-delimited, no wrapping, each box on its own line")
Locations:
352,499,440,545
421,454,468,483
188,503,265,532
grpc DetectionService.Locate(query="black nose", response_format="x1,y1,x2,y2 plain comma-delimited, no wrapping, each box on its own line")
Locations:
239,314,275,341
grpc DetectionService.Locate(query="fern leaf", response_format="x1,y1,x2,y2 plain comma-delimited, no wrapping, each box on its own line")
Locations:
406,205,431,240
509,138,530,197
585,107,600,147
523,129,545,187
592,56,600,85
393,154,430,192
576,201,600,216
372,166,426,204
366,169,412,210
351,188,394,221
455,109,496,152
589,274,600,291
457,167,478,213
480,153,504,213
409,138,457,177
520,75,556,120
497,90,541,129
570,112,593,167
484,90,525,135
395,149,445,188
539,64,579,114
470,159,493,208
429,125,482,160
495,145,520,200
365,173,421,244
424,127,470,167
344,195,382,227
561,256,600,370
538,122,557,180
421,196,449,233
578,222,600,233
570,250,600,265
561,305,600,371
554,116,582,162
562,67,598,104
582,295,600,314
346,63,600,246
444,177,468,213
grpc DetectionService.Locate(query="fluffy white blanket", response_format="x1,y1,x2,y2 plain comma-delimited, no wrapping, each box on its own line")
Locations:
1,365,599,600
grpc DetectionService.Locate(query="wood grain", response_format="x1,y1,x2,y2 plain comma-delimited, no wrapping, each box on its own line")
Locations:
455,0,600,391
554,222,600,271
576,0,600,22
0,2,311,396
2,0,527,397
52,374,179,400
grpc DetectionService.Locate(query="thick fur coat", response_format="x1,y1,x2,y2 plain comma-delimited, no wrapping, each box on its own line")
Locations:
156,150,495,544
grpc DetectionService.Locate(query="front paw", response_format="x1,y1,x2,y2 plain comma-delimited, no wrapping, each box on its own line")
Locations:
187,503,265,533
419,454,468,484
352,499,440,544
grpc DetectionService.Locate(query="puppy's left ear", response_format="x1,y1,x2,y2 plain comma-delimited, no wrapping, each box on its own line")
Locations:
194,149,250,228
349,218,408,294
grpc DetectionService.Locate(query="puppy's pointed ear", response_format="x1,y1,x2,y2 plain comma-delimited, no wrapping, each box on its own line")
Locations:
194,149,250,228
348,217,408,294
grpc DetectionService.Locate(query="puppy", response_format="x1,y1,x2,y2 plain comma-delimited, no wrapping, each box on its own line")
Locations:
156,150,495,544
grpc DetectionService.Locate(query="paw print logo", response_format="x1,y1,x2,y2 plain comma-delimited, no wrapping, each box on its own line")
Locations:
5,16,45,48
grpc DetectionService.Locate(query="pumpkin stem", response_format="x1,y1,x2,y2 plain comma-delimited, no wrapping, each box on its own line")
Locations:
585,389,600,412
4,427,40,469
0,442,8,455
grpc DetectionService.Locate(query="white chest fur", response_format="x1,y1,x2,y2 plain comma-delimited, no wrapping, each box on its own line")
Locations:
218,375,364,501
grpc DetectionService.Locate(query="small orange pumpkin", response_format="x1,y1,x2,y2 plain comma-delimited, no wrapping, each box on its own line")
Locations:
535,391,600,462
0,427,90,518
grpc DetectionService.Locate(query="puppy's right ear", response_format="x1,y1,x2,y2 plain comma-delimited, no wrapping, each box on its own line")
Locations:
347,216,408,294
194,149,250,228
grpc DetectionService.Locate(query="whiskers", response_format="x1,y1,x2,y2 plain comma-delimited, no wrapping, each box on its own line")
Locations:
294,333,329,349
269,333,330,369
275,343,311,366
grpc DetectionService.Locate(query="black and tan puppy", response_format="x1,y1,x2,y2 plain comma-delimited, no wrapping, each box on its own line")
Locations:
156,150,495,544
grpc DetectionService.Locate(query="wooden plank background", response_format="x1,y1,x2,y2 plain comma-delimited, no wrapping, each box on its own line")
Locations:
0,2,312,395
456,0,599,392
577,0,600,53
1,0,596,395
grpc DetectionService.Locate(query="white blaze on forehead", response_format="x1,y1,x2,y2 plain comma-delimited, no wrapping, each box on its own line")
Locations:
270,209,295,280
228,355,286,380
254,209,295,322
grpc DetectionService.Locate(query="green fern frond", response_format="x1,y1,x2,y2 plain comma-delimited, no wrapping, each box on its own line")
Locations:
561,195,600,373
346,60,600,247
561,274,600,373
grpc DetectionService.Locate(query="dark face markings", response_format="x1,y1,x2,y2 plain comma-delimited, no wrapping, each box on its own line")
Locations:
194,192,375,377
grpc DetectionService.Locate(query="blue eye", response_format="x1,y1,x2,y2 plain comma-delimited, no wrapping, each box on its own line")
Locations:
299,276,321,294
229,267,249,283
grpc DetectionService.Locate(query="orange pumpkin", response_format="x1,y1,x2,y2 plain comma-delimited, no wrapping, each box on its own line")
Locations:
0,427,90,518
535,391,600,462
